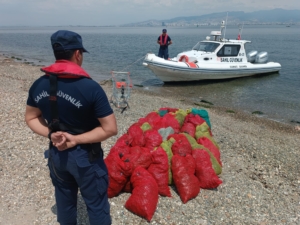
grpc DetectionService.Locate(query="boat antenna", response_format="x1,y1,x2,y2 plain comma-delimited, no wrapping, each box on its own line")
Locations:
237,22,244,40
240,22,244,36
223,12,228,40
220,20,225,39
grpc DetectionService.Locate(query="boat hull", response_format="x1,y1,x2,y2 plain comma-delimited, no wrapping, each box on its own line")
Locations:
143,54,281,82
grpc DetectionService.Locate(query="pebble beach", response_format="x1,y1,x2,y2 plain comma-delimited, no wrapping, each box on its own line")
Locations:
0,54,299,225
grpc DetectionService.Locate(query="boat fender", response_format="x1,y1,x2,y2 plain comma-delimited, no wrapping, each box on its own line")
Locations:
179,55,189,62
186,62,198,68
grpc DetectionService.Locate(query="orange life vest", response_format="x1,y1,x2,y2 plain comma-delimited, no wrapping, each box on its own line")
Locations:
41,60,91,79
159,34,169,45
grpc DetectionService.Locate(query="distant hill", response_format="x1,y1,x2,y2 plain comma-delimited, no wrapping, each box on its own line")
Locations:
121,9,300,27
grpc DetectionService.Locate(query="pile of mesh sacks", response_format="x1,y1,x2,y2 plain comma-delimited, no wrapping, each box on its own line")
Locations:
104,107,222,221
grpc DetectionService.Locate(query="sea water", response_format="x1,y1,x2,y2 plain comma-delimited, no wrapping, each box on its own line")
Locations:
0,25,299,125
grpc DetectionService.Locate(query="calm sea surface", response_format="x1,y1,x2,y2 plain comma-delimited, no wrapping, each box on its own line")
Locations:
0,25,299,125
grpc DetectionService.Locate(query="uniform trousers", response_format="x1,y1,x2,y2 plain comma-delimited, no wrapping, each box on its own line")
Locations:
158,47,169,59
48,145,111,225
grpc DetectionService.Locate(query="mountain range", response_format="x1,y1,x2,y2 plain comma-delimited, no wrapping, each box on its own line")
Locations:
121,9,300,27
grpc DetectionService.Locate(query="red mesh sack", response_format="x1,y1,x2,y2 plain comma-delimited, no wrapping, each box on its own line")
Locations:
184,113,206,127
197,137,222,166
128,123,145,147
192,149,222,189
162,113,181,133
171,155,200,203
125,166,159,222
157,144,173,185
114,133,132,148
180,122,196,137
168,133,192,156
122,146,152,170
147,148,171,197
159,107,178,113
122,179,132,193
152,113,180,133
144,111,162,127
136,117,148,126
104,151,133,198
144,129,163,151
185,154,197,174
109,144,130,158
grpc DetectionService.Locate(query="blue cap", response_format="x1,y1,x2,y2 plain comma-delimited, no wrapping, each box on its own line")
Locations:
51,30,88,53
162,29,167,33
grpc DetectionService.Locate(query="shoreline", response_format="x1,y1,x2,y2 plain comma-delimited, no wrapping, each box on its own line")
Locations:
3,51,300,132
0,55,299,224
136,80,300,129
129,82,299,134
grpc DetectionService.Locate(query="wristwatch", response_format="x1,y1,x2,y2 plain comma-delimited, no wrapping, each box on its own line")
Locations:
48,131,54,140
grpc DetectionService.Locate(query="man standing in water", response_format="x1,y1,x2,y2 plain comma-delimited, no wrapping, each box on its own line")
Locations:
157,28,172,59
25,30,117,225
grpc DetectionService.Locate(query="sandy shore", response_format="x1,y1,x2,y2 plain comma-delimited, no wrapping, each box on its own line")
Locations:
0,54,299,225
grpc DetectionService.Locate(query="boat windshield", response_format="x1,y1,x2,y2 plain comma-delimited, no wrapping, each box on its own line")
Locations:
192,42,220,52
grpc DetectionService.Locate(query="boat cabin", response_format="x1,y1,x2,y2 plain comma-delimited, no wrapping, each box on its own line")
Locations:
175,38,251,64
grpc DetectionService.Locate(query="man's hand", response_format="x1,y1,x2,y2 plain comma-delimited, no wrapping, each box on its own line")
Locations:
51,131,67,151
50,114,117,151
51,132,77,151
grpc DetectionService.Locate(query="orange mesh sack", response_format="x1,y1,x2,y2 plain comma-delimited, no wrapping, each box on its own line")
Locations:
125,166,159,222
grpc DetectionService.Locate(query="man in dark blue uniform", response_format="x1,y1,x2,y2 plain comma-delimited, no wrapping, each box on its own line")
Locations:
25,30,117,225
157,28,172,59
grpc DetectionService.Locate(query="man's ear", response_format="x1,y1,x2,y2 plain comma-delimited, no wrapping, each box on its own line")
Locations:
75,50,80,58
74,50,81,61
71,50,82,65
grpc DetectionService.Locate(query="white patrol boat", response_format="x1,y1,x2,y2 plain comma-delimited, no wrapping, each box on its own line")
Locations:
143,21,281,82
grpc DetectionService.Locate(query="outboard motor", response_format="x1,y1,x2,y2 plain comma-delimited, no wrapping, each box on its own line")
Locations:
247,50,258,63
255,51,268,64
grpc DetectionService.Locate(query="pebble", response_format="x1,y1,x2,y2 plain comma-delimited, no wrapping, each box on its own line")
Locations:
0,55,300,224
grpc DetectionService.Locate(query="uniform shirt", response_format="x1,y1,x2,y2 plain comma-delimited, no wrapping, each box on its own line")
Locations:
27,75,113,132
158,35,171,49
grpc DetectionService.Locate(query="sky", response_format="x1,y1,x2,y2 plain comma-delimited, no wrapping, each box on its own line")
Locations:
0,0,299,26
